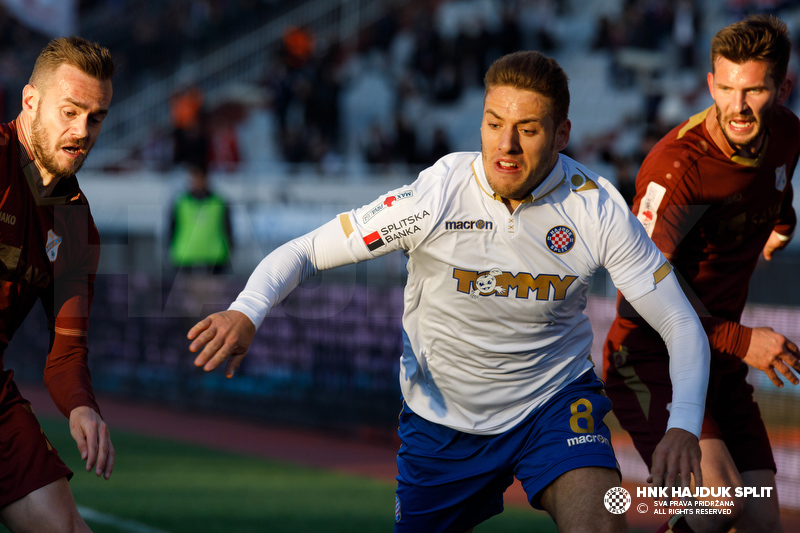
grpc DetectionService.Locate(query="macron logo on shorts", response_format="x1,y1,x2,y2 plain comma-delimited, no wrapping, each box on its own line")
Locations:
566,434,610,447
363,231,385,251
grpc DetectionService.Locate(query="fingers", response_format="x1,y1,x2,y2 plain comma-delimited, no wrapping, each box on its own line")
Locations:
70,422,89,464
189,311,255,375
94,422,114,479
69,407,115,480
197,340,235,372
81,419,99,474
224,352,247,378
691,452,703,489
764,366,783,388
187,317,212,342
188,320,218,353
775,359,800,385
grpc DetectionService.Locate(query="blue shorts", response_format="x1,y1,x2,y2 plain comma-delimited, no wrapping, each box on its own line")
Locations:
394,369,619,532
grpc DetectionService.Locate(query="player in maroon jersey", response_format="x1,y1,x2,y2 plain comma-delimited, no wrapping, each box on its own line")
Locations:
604,14,800,533
0,37,115,531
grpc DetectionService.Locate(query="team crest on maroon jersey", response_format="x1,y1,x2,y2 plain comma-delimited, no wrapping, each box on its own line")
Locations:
775,165,787,192
546,226,575,253
46,229,62,262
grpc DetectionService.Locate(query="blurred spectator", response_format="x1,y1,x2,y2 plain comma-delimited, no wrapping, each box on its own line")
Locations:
207,102,243,172
612,156,637,206
427,126,453,164
672,0,701,70
281,25,315,71
363,122,393,167
392,112,418,165
170,84,208,168
169,163,233,274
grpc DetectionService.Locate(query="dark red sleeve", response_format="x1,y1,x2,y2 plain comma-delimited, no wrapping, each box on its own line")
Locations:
42,206,101,418
700,316,752,360
774,175,796,237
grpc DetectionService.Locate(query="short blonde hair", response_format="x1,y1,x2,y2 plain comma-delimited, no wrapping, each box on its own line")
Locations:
30,36,115,90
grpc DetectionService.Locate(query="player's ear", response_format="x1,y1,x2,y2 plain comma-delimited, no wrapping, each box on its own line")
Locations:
776,76,793,105
22,84,39,115
556,119,570,152
706,72,715,99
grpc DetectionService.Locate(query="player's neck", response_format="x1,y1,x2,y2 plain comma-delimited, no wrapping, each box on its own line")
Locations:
503,197,521,214
731,132,767,159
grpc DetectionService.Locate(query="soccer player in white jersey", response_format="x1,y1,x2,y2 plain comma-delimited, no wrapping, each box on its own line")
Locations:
188,51,710,532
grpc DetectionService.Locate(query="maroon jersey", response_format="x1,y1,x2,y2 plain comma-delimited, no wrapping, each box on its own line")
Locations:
0,119,100,416
605,105,799,364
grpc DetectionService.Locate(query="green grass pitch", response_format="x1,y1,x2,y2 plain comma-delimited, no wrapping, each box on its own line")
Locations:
2,416,557,533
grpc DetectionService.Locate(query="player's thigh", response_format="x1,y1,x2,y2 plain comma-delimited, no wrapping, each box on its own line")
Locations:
394,405,512,532
604,350,671,469
0,477,89,533
539,466,628,533
698,437,744,489
515,369,619,510
707,364,775,473
0,402,73,507
735,470,782,533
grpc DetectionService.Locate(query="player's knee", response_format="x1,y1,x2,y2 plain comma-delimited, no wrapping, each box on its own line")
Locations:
736,498,782,533
565,513,627,533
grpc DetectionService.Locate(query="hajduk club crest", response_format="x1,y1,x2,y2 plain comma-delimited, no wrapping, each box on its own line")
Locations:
546,225,575,254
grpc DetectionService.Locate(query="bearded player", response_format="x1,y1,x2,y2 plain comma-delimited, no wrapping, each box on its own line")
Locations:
604,14,800,533
0,37,115,532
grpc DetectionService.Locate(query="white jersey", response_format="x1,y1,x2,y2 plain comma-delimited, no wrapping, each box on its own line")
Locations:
230,151,709,436
272,152,669,434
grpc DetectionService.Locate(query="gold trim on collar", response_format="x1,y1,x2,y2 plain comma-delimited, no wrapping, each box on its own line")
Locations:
472,162,533,203
731,136,767,167
570,169,599,193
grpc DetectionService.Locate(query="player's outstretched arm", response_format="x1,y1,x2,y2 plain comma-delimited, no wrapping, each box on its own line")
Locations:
648,427,702,492
188,310,256,378
69,406,114,480
743,326,800,387
625,269,709,492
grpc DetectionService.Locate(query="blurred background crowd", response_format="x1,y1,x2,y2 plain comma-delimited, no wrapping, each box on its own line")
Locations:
2,0,799,199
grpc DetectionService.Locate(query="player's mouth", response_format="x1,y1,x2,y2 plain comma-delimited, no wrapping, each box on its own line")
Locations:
495,160,520,172
61,145,84,159
728,118,755,133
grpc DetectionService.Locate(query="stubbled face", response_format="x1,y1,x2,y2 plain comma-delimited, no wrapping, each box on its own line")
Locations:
29,64,112,180
480,85,569,204
707,57,790,156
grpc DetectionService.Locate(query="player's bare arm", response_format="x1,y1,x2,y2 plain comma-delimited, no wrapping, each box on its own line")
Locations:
648,427,703,492
762,229,792,261
69,406,114,480
188,310,256,378
744,326,800,387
